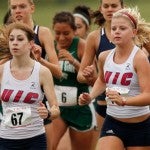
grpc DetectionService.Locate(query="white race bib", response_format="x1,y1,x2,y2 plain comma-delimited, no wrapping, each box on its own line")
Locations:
3,106,32,128
105,97,117,106
106,86,129,106
55,85,77,106
106,86,129,96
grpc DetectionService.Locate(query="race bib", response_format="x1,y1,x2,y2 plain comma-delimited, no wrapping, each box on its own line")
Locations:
106,86,129,96
4,106,32,128
105,97,117,106
106,86,129,106
55,85,77,106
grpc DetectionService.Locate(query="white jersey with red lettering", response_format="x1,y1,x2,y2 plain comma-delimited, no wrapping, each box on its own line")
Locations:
104,45,150,118
0,61,45,139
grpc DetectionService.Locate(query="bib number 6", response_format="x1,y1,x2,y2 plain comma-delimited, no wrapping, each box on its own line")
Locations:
62,92,67,103
55,85,77,106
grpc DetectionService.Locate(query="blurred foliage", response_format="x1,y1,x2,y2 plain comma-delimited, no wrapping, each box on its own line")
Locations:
0,0,149,30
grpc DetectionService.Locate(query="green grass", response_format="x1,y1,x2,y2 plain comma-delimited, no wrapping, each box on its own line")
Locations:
0,0,150,29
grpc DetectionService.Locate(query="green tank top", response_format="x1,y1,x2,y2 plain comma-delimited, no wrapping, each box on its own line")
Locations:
54,37,89,97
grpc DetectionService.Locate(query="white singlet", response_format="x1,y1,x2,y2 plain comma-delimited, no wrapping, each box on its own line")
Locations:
104,45,150,118
0,61,45,139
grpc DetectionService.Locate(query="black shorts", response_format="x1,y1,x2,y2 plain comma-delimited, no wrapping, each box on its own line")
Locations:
100,115,150,147
94,91,107,118
0,133,46,150
95,103,107,118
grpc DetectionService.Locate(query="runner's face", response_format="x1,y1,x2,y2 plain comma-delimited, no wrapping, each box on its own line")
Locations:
9,29,31,57
111,17,136,45
74,16,88,39
9,0,34,23
53,23,75,49
100,0,123,22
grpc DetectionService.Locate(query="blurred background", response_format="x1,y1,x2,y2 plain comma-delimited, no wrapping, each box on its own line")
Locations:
0,0,149,30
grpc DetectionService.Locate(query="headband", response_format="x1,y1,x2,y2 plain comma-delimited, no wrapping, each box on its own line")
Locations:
121,12,137,29
73,13,90,26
